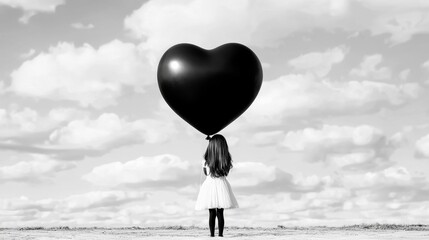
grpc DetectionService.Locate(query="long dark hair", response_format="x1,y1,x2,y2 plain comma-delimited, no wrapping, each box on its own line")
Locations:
204,134,233,177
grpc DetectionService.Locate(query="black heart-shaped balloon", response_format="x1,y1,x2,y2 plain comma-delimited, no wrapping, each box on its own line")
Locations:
157,43,263,136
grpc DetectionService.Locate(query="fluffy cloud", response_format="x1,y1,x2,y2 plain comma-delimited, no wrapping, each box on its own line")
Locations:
230,162,275,188
335,166,429,217
249,130,284,146
124,0,258,66
233,166,429,226
125,0,429,66
1,166,428,227
0,0,65,23
83,154,323,194
399,69,410,81
9,40,151,108
342,166,425,190
246,74,421,126
83,154,194,188
282,125,386,151
61,191,147,213
362,0,429,45
229,161,327,194
0,107,87,141
0,190,147,227
424,60,429,69
0,112,176,160
0,155,75,183
232,189,345,226
0,189,203,227
49,113,176,149
424,60,429,84
279,125,401,171
415,133,429,158
19,49,36,59
288,46,347,78
423,59,429,83
0,107,47,140
70,22,95,30
230,162,325,194
350,54,392,80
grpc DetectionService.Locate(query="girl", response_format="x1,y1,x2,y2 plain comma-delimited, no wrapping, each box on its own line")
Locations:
195,134,239,237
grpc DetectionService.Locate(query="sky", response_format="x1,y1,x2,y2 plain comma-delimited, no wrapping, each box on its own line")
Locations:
1,0,429,228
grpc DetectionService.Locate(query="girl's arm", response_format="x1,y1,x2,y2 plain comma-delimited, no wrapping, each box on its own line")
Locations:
202,160,208,176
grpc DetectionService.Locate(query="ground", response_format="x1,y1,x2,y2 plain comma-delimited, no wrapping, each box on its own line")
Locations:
1,225,429,240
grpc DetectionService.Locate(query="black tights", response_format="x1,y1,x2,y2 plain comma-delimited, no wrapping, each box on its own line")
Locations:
208,208,224,237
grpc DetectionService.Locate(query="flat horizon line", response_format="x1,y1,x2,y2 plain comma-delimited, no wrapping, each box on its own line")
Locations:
2,223,429,231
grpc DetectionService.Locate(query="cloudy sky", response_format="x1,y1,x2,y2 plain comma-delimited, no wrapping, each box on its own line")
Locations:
1,0,429,228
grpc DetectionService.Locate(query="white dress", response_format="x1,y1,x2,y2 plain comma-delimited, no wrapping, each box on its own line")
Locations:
195,160,239,210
